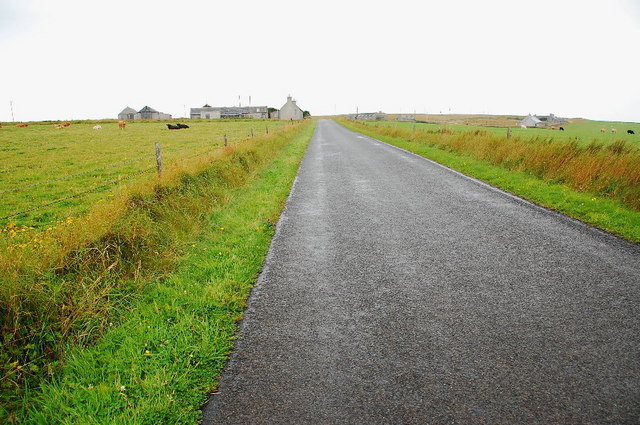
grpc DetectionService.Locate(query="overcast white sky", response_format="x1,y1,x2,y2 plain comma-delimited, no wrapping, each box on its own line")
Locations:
1,0,639,122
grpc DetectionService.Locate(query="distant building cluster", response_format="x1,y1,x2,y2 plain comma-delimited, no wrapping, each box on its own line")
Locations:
520,113,567,128
116,96,306,121
190,105,269,120
118,106,172,120
190,96,304,121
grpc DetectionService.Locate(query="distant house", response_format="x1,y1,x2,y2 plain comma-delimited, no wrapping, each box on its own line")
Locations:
278,96,304,121
538,113,567,124
520,113,566,128
347,111,387,121
118,107,137,120
138,106,172,120
190,104,269,119
117,106,171,120
397,114,416,122
520,114,543,128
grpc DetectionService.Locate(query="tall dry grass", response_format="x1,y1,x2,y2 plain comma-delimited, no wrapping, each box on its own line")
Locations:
358,122,640,210
0,122,308,401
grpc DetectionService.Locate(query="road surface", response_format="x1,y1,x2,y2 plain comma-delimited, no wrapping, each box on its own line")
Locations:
202,119,640,424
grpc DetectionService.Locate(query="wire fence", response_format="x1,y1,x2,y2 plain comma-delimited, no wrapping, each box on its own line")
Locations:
0,133,250,227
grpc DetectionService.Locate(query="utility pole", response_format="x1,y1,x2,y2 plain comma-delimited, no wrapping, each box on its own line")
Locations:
10,100,14,122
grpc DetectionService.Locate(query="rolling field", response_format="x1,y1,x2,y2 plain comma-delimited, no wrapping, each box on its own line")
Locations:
0,120,288,229
371,118,640,147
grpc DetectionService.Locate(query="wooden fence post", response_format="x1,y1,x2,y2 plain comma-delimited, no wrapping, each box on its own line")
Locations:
507,127,511,138
251,128,254,138
224,134,228,146
155,142,163,176
266,126,268,134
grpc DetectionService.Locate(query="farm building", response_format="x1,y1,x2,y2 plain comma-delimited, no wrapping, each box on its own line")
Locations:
118,106,171,120
520,114,543,128
520,113,566,128
118,107,137,120
347,112,387,121
138,106,172,120
190,104,269,119
538,113,567,125
397,114,416,122
278,96,304,121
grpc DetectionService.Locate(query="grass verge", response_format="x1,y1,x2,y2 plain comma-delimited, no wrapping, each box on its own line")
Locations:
338,120,640,243
2,121,315,423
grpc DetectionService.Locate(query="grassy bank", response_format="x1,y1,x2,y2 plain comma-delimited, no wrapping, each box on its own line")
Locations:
338,120,640,242
1,120,315,422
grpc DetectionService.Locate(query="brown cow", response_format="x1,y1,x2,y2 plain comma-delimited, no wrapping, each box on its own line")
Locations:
15,123,29,127
62,122,71,127
600,128,606,133
611,128,617,133
118,120,126,130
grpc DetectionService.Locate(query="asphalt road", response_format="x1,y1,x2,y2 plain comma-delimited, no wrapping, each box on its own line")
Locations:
202,119,640,424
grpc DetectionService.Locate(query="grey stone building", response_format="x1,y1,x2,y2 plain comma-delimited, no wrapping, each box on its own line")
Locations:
190,104,269,119
347,111,387,121
118,107,138,120
520,114,543,127
520,113,566,128
118,106,171,120
278,96,304,121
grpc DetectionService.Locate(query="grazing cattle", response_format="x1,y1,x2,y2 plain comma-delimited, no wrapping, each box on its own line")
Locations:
628,130,636,135
15,123,29,127
559,127,565,131
93,125,102,130
62,122,71,127
118,120,126,130
167,124,180,130
54,124,64,129
611,128,617,133
520,124,527,129
0,123,3,129
176,123,189,129
600,128,606,133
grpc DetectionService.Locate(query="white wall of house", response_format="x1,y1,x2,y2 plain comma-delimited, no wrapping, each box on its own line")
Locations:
279,96,303,121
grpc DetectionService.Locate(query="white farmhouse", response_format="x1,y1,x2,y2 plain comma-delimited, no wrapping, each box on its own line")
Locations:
520,114,543,128
278,96,304,121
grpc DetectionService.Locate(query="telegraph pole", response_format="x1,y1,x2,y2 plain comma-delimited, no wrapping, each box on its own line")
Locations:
10,100,14,122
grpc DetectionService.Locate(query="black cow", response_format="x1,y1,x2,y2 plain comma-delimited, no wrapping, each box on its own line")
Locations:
559,127,564,131
167,124,180,130
176,123,189,129
628,130,635,135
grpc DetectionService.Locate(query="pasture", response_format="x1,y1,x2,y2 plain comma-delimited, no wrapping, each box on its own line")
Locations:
0,120,287,229
370,118,640,147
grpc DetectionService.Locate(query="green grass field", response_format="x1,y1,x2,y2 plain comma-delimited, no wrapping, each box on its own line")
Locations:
1,120,316,423
0,120,288,228
371,119,640,147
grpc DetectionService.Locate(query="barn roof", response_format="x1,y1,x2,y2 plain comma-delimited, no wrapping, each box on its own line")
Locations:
138,106,158,113
119,106,137,114
520,114,542,125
